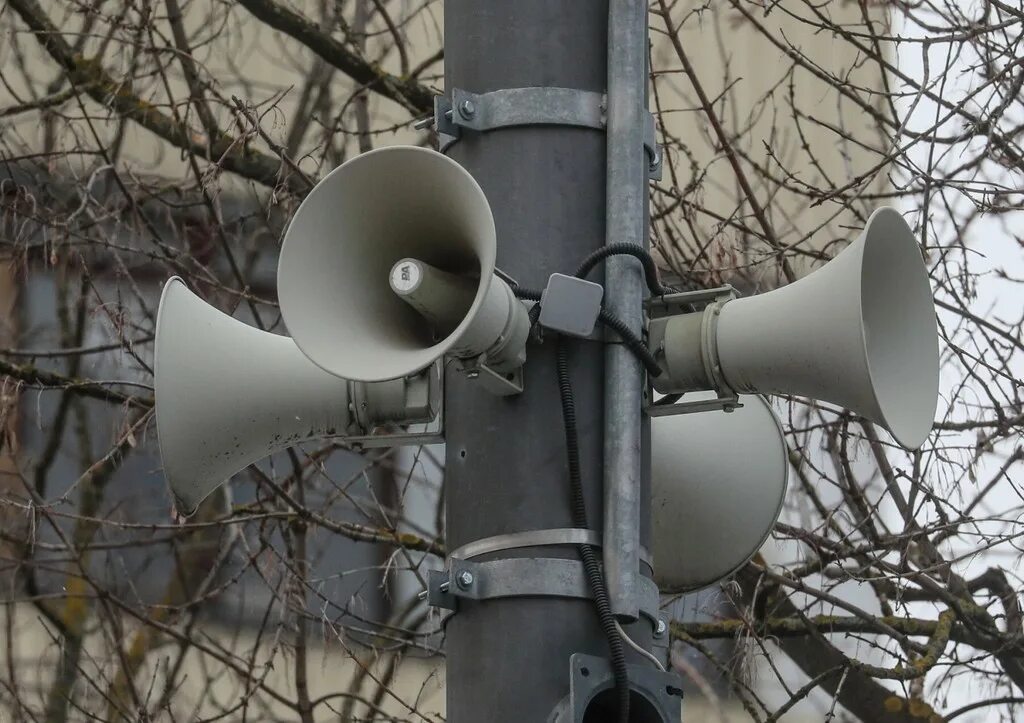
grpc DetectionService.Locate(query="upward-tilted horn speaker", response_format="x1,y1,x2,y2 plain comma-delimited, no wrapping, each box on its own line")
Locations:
278,145,529,384
155,278,437,515
650,207,939,448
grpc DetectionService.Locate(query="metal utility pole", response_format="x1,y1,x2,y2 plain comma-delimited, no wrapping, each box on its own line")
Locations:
442,2,680,720
604,0,650,624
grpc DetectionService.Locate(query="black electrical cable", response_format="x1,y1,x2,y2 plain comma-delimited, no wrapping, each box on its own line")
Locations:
512,285,662,377
574,243,666,296
513,266,648,719
597,308,662,377
556,338,630,723
512,286,543,302
652,393,683,407
510,286,545,327
529,303,543,328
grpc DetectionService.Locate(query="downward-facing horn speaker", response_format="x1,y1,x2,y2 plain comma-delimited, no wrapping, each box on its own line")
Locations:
651,394,788,592
154,278,437,515
651,207,939,448
277,145,528,383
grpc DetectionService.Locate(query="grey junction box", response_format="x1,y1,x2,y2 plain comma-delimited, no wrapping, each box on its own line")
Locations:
539,273,605,338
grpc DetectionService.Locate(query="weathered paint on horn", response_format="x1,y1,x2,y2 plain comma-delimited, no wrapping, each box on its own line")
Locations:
154,278,357,515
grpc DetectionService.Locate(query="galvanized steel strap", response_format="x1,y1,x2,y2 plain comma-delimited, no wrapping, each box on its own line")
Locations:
449,526,652,565
428,87,662,178
426,556,663,631
446,87,605,133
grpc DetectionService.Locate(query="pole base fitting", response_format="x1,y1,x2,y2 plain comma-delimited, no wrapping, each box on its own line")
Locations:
547,653,683,723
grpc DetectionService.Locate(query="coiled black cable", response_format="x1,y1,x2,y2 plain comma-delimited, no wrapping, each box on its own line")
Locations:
512,287,543,302
510,286,545,327
598,308,662,377
511,286,662,378
575,243,666,296
511,264,647,720
556,338,630,723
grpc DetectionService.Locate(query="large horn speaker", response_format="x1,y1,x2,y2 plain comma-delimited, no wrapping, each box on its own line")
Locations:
652,394,788,592
277,145,528,383
651,207,939,448
155,278,436,515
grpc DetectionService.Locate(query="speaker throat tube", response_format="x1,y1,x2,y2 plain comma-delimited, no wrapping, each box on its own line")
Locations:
389,258,477,337
388,257,530,374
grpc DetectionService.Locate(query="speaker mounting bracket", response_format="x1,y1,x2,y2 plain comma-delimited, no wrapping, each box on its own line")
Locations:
346,363,445,448
645,285,743,417
458,357,523,396
344,402,445,449
429,88,662,179
646,390,742,418
645,284,737,320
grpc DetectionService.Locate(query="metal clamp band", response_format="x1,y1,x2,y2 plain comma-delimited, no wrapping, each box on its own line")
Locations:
644,286,742,417
448,87,605,134
429,87,662,179
700,299,730,393
449,527,652,567
426,557,662,630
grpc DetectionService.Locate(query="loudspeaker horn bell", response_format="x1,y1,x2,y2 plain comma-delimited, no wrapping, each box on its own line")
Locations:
278,146,528,383
652,394,789,592
155,278,437,516
651,207,939,448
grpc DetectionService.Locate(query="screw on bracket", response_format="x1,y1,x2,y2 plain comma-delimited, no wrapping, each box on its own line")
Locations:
456,570,475,589
458,99,476,119
654,619,667,637
649,146,661,171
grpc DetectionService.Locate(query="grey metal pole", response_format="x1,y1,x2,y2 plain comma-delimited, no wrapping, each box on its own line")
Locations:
603,0,650,622
442,2,656,721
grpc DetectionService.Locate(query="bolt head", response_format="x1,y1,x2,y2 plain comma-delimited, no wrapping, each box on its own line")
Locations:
458,99,476,119
655,619,667,636
456,570,474,589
